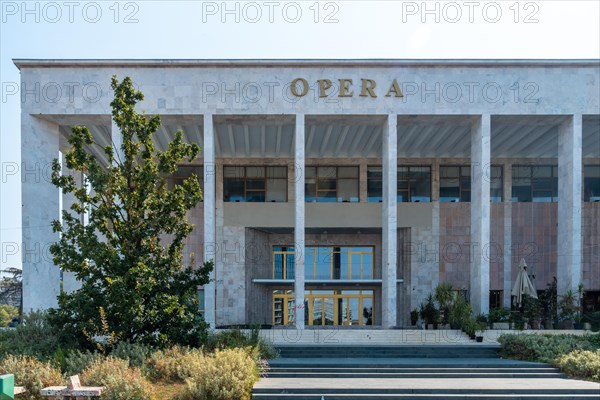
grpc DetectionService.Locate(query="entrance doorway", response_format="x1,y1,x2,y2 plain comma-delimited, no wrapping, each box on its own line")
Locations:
272,290,374,326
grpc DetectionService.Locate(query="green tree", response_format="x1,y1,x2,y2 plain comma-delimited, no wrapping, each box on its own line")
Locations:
0,304,19,327
48,76,212,348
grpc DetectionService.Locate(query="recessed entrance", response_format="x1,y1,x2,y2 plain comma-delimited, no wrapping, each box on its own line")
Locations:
272,290,374,326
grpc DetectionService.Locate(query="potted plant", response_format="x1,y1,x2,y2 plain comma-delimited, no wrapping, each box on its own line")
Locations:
488,307,511,330
475,321,487,342
434,282,454,328
510,311,526,330
420,294,438,329
573,283,585,329
463,319,476,340
448,293,472,330
524,295,542,330
410,309,419,326
539,279,558,329
558,290,577,329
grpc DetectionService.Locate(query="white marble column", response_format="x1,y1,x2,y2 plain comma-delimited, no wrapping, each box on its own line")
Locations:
21,115,61,311
60,152,84,294
502,162,512,308
382,114,398,328
557,115,583,296
203,114,217,328
294,114,306,329
470,114,491,315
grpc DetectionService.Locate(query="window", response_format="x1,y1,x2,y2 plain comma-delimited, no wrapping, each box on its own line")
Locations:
367,166,432,203
489,290,503,309
223,166,287,202
273,246,374,280
198,289,205,316
168,166,203,200
305,167,359,202
512,165,558,202
440,166,471,202
440,165,503,202
584,165,600,202
273,246,295,279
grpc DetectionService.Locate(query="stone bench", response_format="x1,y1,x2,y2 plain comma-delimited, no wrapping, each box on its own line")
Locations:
41,376,103,400
0,374,26,399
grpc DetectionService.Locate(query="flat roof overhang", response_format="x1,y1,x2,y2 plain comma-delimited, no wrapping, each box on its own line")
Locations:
12,59,600,70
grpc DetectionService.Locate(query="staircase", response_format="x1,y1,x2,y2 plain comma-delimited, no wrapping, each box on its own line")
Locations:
252,330,600,399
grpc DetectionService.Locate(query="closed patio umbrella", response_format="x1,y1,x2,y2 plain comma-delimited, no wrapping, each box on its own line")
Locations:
511,258,538,308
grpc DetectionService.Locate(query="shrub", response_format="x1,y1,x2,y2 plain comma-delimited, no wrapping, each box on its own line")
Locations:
488,307,511,323
63,349,101,376
556,349,600,382
145,346,205,383
179,348,259,400
205,326,279,360
110,341,153,368
498,334,597,363
0,355,63,399
0,311,61,360
80,356,154,400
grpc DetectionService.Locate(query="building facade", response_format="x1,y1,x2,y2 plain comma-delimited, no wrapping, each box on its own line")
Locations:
16,59,600,329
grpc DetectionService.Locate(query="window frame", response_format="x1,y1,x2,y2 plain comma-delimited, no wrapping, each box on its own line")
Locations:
367,165,433,203
305,166,359,203
223,165,288,203
512,165,558,203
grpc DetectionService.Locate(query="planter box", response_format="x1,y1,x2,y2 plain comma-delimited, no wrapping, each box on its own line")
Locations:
492,322,510,330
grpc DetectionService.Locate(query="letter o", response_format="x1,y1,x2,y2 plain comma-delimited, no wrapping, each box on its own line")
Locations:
290,78,309,97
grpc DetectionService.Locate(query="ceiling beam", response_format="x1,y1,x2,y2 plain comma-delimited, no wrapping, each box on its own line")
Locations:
349,125,367,156
244,125,250,156
334,125,351,156
275,125,282,156
227,125,236,156
306,125,316,155
319,126,334,156
363,126,381,157
502,125,552,156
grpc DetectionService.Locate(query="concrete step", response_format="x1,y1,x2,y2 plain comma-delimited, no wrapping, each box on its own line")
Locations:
253,395,600,399
276,345,499,358
266,372,566,379
252,387,600,399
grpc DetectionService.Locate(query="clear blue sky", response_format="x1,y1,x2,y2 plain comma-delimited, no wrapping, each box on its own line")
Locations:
1,0,599,272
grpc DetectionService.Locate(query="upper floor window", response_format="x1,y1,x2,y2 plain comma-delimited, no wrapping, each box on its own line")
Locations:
367,166,431,203
272,246,374,280
512,165,558,202
224,166,287,202
440,166,471,202
306,166,359,203
585,165,600,202
440,165,503,203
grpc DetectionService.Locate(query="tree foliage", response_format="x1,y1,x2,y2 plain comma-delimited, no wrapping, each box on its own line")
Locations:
48,76,212,348
0,267,22,312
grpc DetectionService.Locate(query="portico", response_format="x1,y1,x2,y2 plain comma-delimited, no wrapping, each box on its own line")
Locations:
15,59,600,328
